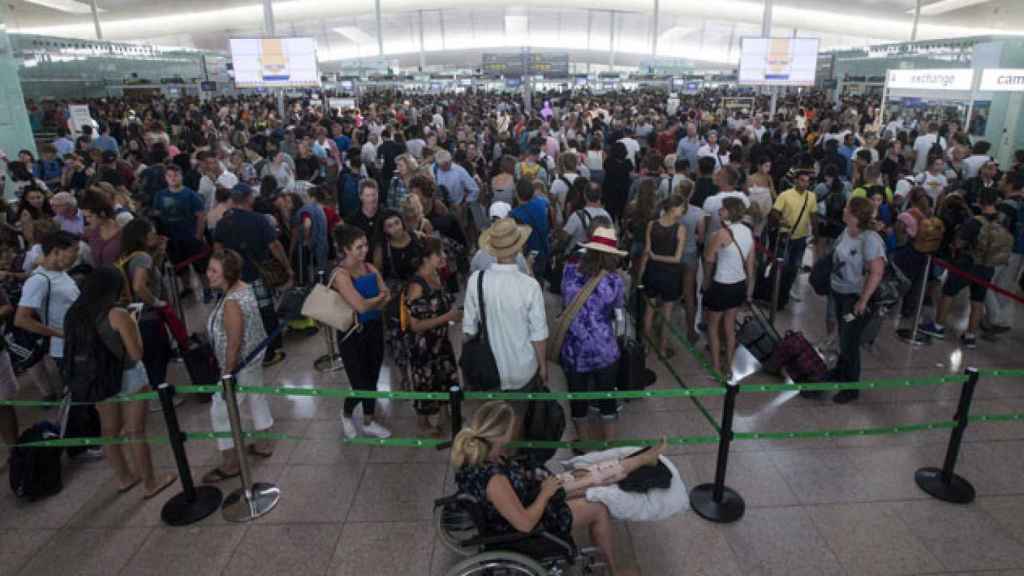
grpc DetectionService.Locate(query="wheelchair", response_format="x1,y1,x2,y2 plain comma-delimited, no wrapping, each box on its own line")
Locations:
433,492,604,576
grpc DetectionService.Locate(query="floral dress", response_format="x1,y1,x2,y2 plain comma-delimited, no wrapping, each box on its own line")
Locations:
455,457,573,537
407,275,457,416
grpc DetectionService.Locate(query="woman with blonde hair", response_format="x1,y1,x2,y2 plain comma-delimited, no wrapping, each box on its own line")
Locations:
452,401,648,576
387,153,418,211
703,197,755,382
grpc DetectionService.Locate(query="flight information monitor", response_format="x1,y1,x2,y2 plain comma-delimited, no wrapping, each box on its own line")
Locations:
739,37,819,86
229,37,320,88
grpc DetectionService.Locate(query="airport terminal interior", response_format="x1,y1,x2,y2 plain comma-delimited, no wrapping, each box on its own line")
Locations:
2,0,1024,575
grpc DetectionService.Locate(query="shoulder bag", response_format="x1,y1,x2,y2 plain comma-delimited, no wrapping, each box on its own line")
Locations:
459,271,501,391
5,273,52,371
301,267,358,335
547,270,608,363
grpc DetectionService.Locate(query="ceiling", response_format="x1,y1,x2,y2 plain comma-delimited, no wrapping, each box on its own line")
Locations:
6,0,1024,66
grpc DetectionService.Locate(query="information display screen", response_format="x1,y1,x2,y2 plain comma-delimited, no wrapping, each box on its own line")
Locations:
229,37,320,88
739,37,819,86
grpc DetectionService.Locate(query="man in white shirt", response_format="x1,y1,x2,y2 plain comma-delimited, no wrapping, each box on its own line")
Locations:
549,153,580,213
912,122,946,174
618,127,641,166
750,115,767,142
360,133,379,168
197,151,238,210
405,128,426,159
697,130,729,171
701,166,750,238
917,156,949,203
463,218,549,391
675,122,703,173
961,140,993,180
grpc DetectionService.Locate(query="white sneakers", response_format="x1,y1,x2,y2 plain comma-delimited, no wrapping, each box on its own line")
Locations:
361,421,392,439
340,412,392,439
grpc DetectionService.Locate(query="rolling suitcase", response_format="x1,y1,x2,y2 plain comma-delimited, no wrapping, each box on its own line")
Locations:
183,333,221,396
736,304,781,364
764,331,827,383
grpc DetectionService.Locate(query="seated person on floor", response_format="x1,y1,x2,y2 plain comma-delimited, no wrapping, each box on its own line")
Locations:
452,401,663,576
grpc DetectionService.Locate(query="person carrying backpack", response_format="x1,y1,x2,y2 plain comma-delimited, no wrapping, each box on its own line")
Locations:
921,188,1013,349
983,169,1024,333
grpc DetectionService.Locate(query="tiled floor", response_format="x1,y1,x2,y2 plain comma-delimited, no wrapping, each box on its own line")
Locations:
2,275,1024,576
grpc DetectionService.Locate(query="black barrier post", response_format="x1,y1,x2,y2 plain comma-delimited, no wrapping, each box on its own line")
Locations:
156,382,223,526
449,384,464,441
689,382,745,523
769,231,788,324
915,366,978,504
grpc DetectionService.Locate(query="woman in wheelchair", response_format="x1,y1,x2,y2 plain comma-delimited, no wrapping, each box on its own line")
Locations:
453,401,664,576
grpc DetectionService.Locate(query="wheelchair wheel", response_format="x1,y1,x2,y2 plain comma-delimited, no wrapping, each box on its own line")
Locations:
444,551,548,576
434,499,478,556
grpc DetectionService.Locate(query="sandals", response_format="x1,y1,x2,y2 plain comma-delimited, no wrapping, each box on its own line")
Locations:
144,474,178,500
201,467,240,484
117,477,142,494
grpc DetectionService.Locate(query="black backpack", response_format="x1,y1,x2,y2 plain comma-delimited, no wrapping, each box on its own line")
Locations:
9,421,64,501
520,388,567,467
61,313,125,404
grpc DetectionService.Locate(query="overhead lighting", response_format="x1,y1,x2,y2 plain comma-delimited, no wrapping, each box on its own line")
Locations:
333,26,375,45
906,0,992,16
504,16,528,36
23,0,100,15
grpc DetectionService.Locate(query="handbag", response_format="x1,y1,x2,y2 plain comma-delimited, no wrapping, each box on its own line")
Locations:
459,271,501,391
301,267,358,334
5,273,52,372
547,270,608,363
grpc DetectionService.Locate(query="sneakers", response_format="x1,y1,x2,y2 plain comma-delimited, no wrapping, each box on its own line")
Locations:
340,414,358,440
69,446,105,462
960,333,977,350
361,421,392,439
918,322,945,339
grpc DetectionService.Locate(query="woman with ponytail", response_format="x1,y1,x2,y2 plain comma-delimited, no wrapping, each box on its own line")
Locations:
452,401,643,576
639,194,687,358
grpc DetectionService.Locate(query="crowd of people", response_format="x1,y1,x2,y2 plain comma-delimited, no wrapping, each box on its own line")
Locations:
1,85,1023,572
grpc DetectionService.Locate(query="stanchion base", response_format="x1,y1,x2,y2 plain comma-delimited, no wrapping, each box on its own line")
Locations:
222,482,281,522
314,354,345,373
161,486,224,526
689,483,745,523
915,467,975,504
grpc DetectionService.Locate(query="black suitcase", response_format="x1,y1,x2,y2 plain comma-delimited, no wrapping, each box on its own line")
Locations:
618,287,656,391
183,333,221,388
737,304,781,364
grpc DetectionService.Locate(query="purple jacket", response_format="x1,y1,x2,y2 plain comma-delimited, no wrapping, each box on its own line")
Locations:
559,263,625,373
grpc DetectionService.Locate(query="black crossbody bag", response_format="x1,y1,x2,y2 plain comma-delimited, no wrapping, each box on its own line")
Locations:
459,271,501,391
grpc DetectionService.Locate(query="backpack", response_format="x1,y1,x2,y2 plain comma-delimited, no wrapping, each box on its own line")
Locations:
521,385,567,467
912,214,945,254
338,171,361,219
61,313,125,404
972,214,1013,267
928,140,945,162
825,186,847,224
141,164,166,196
9,421,64,501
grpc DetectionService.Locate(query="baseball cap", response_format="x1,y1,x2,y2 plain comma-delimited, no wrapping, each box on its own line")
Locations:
489,201,512,220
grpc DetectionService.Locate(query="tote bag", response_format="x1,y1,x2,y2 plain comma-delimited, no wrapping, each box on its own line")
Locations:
301,268,358,334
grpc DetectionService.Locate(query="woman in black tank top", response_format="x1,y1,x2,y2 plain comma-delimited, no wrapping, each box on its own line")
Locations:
640,196,687,358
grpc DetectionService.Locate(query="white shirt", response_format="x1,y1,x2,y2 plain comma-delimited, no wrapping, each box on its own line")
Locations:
360,142,378,167
462,264,548,390
406,138,426,159
198,170,239,210
618,138,640,165
917,171,948,202
697,143,729,170
550,173,579,210
702,191,750,238
912,133,946,173
961,154,991,179
714,222,754,284
18,267,80,358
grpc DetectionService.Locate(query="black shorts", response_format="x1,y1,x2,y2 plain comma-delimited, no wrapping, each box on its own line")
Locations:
704,280,747,312
642,262,683,302
942,263,994,303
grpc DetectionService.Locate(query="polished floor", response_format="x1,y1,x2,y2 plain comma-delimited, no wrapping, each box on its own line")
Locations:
2,271,1024,576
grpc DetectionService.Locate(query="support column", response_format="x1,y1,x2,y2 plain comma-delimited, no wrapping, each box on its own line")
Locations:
762,0,777,117
439,9,446,50
262,0,275,36
0,2,37,197
651,0,659,64
911,0,922,42
375,0,384,56
586,10,593,74
418,9,426,71
90,0,103,40
609,11,616,71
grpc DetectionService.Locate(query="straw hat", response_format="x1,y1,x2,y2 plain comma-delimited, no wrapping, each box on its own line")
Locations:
581,226,627,257
478,217,532,259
